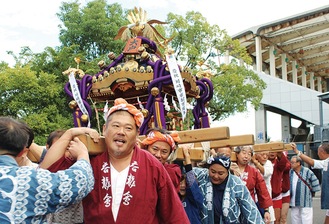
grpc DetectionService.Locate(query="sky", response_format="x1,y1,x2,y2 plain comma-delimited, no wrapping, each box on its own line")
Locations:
1,0,328,140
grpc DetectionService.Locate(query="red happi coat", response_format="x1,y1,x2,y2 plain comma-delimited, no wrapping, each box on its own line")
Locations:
270,154,289,198
163,163,181,193
240,164,273,209
49,146,189,224
282,160,291,193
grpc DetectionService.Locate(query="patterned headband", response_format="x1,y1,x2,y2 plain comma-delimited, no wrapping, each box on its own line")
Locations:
207,155,231,170
106,98,144,128
141,130,181,152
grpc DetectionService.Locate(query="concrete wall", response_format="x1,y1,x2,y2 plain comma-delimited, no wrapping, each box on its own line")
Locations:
257,71,329,126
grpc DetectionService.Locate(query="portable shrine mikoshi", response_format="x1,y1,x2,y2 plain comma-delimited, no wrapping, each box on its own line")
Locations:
63,7,214,135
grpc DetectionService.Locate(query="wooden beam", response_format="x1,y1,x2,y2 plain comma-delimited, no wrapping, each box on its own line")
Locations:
175,147,204,161
78,135,107,155
174,134,254,161
176,127,230,143
226,142,290,162
139,126,230,143
193,134,254,148
230,152,237,162
173,141,293,161
253,142,294,152
79,126,230,155
253,142,284,152
173,148,239,161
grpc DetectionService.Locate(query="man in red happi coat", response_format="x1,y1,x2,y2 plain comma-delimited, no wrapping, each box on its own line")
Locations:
40,98,189,224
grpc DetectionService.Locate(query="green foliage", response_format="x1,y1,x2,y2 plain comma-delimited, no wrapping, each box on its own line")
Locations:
57,0,126,60
0,66,72,144
166,11,213,68
0,61,9,71
209,62,266,120
7,47,35,67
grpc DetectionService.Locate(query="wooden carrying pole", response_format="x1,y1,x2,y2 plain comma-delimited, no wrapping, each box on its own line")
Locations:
174,134,255,161
78,129,257,162
78,126,231,156
253,142,293,153
227,142,293,162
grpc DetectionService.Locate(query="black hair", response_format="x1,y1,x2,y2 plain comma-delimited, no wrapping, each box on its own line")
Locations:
26,125,34,148
46,130,65,148
0,117,30,156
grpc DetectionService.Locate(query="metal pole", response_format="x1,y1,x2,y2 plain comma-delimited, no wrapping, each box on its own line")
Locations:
319,97,324,143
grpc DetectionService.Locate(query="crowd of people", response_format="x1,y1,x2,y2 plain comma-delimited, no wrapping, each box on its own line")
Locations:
1,97,328,224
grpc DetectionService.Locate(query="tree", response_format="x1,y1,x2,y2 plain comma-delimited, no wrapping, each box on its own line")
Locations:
57,0,127,60
0,65,72,144
165,11,266,121
210,61,266,120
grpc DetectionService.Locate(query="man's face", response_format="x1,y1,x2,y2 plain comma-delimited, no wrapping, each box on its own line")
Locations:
268,152,277,161
103,111,138,159
147,141,171,164
290,157,300,170
256,152,269,165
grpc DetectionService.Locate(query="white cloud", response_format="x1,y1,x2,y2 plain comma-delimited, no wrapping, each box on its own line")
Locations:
0,0,61,33
0,0,62,64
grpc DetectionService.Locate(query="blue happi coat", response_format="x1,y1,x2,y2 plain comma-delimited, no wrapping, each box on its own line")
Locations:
0,155,94,224
289,166,320,207
182,169,204,224
193,167,264,224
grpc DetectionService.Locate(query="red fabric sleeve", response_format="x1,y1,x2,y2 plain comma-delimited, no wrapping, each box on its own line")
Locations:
164,163,182,193
281,160,291,192
47,156,74,172
254,168,273,208
271,154,289,198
